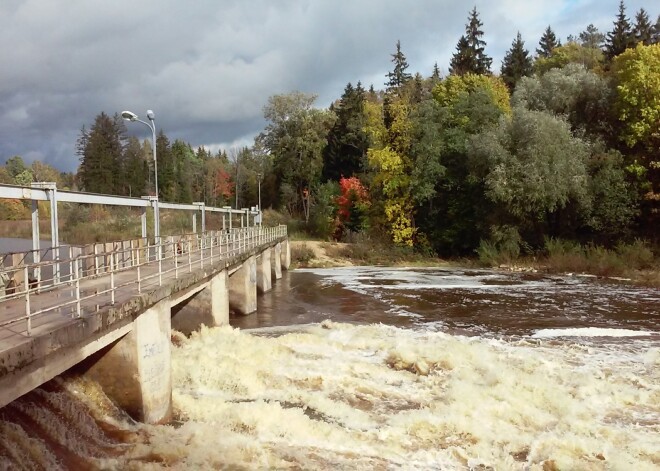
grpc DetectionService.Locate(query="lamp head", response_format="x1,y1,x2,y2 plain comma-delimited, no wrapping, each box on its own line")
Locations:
121,110,138,121
146,109,155,121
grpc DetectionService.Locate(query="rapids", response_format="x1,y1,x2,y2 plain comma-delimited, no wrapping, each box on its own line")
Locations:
0,267,658,470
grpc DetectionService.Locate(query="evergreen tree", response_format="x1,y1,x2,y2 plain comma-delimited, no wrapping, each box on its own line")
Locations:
156,130,175,201
432,62,441,80
78,112,126,194
323,82,369,181
449,35,473,75
653,15,660,44
605,0,634,60
537,26,561,58
385,40,412,92
501,32,533,91
579,24,605,49
450,7,492,75
123,136,147,197
632,8,654,46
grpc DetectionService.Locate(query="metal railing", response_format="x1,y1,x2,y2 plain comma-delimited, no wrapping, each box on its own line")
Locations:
0,225,286,335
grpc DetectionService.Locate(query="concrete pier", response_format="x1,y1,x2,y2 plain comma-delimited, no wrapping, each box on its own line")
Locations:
228,255,257,315
256,248,272,293
271,243,282,280
85,299,173,424
171,270,229,335
281,239,291,270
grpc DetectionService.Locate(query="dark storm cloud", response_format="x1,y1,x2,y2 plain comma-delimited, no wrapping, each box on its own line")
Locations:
0,0,651,171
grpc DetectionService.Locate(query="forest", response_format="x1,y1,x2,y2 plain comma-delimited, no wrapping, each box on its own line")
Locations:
1,1,659,261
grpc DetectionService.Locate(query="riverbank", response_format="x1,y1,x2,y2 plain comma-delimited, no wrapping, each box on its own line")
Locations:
290,240,660,287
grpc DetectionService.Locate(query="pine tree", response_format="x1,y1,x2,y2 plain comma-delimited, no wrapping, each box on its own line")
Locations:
432,62,441,80
605,0,634,60
78,112,126,194
322,82,369,181
632,8,654,46
653,15,660,44
450,7,492,75
579,24,605,49
386,40,412,91
501,32,533,91
449,35,473,75
537,26,561,58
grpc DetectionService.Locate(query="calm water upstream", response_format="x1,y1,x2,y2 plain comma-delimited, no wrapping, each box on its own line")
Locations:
0,266,658,469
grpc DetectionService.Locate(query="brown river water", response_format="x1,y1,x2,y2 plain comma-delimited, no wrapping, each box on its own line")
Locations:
0,266,658,470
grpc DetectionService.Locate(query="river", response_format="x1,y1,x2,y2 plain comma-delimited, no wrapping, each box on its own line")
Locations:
0,266,658,469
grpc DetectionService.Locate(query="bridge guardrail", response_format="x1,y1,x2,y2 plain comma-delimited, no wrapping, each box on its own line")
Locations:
0,225,287,335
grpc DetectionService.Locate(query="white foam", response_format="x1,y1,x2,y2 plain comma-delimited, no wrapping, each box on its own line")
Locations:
532,327,655,339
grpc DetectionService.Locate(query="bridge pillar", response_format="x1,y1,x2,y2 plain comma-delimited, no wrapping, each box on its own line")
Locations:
171,269,229,335
281,239,291,270
228,255,257,315
271,243,282,280
257,248,272,293
84,298,172,424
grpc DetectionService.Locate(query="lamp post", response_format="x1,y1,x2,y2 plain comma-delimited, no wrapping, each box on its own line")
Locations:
122,109,160,254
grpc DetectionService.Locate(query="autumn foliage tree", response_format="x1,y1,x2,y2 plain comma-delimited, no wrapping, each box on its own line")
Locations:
335,176,369,238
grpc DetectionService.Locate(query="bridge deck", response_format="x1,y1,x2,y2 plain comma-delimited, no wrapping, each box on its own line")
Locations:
0,227,286,376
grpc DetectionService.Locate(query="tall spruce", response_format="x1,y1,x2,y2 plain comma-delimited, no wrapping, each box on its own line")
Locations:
632,8,654,46
605,0,634,60
78,112,126,194
653,15,660,44
537,26,561,58
432,62,441,80
385,40,412,92
450,7,492,75
501,32,533,91
579,24,605,49
322,82,369,181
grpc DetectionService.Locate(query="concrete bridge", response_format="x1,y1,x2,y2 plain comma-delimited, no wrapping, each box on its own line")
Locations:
0,182,291,424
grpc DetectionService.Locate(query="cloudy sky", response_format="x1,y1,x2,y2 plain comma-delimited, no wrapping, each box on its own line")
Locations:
0,0,654,172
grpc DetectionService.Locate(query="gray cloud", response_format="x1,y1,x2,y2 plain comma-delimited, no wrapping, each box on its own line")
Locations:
0,0,653,171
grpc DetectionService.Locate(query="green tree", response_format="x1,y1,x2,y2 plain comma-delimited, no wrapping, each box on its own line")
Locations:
513,63,613,141
4,156,27,179
385,40,412,92
468,107,590,241
258,92,335,222
579,24,605,49
449,7,492,75
78,112,126,194
122,137,147,197
322,82,369,181
653,15,660,44
500,32,533,91
605,0,634,61
156,130,175,201
536,26,561,58
534,41,604,73
632,8,654,46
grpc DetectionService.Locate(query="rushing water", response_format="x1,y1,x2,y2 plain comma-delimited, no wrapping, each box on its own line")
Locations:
0,267,658,470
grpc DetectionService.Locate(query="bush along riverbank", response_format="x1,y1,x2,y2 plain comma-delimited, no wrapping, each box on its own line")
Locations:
291,238,660,287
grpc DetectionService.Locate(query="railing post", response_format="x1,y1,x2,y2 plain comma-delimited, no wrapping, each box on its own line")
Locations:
158,239,163,286
137,265,142,294
174,239,179,279
24,265,31,336
110,252,115,305
74,258,81,317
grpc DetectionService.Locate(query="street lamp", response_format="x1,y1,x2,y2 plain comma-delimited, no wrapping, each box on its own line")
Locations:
122,109,160,253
